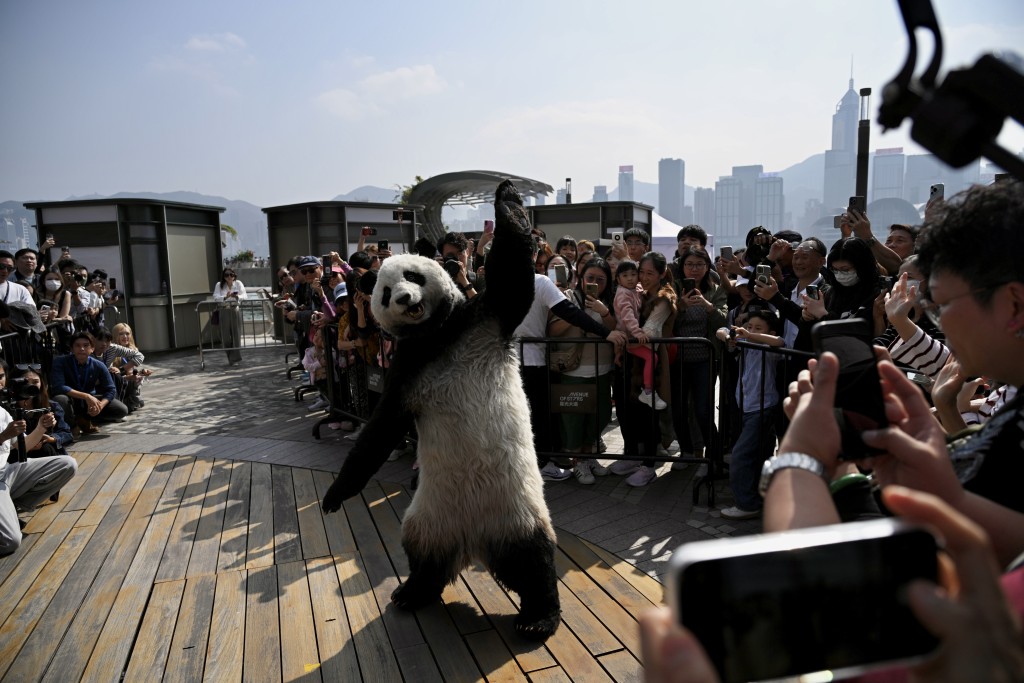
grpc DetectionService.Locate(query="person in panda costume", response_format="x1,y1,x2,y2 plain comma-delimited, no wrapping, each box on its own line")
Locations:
321,180,562,640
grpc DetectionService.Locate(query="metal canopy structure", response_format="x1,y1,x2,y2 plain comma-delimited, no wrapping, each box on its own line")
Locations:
407,170,553,241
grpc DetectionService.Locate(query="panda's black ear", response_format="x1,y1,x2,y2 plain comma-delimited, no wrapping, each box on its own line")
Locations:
358,270,377,295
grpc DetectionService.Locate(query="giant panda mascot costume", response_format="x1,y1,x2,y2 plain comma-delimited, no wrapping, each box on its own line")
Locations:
321,180,561,641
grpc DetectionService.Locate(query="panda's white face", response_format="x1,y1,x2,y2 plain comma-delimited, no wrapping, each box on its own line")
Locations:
370,254,463,337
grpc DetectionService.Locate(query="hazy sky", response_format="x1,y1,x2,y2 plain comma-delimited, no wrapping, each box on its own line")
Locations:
2,0,1022,206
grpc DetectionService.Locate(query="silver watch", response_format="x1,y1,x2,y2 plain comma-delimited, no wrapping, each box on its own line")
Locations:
759,452,826,498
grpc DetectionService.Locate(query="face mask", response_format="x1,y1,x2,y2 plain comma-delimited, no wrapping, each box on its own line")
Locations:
832,270,859,286
45,280,62,291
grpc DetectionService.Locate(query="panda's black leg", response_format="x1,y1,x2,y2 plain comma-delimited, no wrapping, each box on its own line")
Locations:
392,542,456,611
488,526,561,641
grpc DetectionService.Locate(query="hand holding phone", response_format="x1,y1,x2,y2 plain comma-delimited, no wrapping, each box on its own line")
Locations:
720,246,733,261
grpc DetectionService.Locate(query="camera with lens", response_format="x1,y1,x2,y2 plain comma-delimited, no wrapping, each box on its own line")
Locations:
443,256,462,279
744,226,774,266
0,378,40,404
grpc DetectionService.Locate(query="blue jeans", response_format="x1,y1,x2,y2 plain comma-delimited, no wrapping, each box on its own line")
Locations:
729,409,777,511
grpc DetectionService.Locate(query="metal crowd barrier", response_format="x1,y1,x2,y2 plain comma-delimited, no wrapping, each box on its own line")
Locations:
195,295,287,369
0,322,63,377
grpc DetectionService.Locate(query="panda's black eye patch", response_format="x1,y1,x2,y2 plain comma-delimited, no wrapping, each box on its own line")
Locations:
403,270,427,286
381,286,392,307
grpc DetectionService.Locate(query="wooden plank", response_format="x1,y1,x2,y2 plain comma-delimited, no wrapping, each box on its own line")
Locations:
345,489,422,651
334,553,402,683
155,456,214,582
305,556,360,682
526,666,572,682
9,455,177,683
597,649,643,683
553,548,633,656
20,452,95,534
74,452,141,527
0,526,93,677
530,601,614,683
576,537,664,613
186,458,232,578
61,452,125,511
121,580,185,682
203,569,247,683
0,511,79,626
72,457,197,682
243,565,281,683
277,560,321,682
217,461,251,572
163,574,217,681
291,468,330,560
441,577,491,635
0,533,37,587
245,463,275,569
311,470,356,556
271,465,302,564
465,630,529,683
460,564,557,673
363,480,409,577
415,602,483,681
393,643,443,683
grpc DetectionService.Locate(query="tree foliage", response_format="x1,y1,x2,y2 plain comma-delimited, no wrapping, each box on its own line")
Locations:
394,175,425,205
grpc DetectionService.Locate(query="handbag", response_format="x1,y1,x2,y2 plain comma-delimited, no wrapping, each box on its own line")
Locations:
211,310,221,325
548,344,583,372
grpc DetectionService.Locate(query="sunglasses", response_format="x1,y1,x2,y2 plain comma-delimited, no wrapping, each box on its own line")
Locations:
300,267,318,275
15,363,42,372
0,264,14,272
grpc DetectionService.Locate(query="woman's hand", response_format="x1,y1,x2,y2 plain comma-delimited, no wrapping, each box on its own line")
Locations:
884,272,917,322
585,295,610,318
801,292,827,320
634,330,650,345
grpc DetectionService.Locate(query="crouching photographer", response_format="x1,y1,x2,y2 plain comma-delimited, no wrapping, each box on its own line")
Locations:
0,359,78,556
7,364,73,458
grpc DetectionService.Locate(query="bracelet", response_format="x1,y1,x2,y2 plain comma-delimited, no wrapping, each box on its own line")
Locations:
759,452,827,497
829,473,870,495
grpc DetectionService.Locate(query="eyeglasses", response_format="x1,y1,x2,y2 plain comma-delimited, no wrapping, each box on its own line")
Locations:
0,264,14,272
683,262,708,270
918,282,1009,330
583,275,607,284
225,274,236,279
300,267,318,275
15,363,41,372
625,240,647,247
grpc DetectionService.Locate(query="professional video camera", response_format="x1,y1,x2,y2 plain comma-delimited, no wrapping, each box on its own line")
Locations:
0,376,49,464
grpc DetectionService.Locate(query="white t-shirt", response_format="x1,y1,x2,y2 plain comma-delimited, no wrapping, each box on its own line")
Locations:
0,407,12,471
0,281,36,307
514,274,571,367
213,280,248,301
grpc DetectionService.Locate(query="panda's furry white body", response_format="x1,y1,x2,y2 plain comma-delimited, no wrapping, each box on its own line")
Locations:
322,180,561,640
403,318,553,565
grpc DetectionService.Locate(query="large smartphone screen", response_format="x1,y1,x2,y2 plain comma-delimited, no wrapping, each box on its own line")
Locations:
678,528,938,683
812,319,888,458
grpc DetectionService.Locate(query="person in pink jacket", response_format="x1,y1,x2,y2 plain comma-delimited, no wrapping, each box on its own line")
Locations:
613,260,665,409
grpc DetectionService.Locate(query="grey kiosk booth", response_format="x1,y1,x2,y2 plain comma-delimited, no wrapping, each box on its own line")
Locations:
25,198,226,352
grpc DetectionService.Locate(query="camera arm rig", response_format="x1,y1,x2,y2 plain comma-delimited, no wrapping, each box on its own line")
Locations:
878,0,1024,181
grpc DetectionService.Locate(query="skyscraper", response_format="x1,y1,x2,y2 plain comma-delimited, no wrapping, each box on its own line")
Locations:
593,185,608,203
658,158,685,224
755,175,785,231
714,178,743,244
872,148,906,201
555,189,567,205
618,165,634,202
823,77,860,210
694,187,716,232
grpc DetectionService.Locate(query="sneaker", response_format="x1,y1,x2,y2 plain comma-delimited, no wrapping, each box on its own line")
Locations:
339,421,356,432
695,463,709,478
638,389,656,408
653,392,667,410
597,437,608,453
671,458,689,471
345,424,364,440
626,465,657,487
590,461,609,476
307,397,328,412
573,461,595,485
540,462,571,481
327,422,344,430
720,506,761,520
609,459,641,476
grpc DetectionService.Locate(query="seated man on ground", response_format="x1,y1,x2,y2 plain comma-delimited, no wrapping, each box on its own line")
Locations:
50,331,129,434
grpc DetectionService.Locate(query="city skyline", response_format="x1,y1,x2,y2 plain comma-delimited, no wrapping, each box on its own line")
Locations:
1,1,1022,208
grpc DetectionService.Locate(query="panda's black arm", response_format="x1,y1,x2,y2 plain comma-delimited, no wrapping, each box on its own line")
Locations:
481,180,537,336
321,388,414,513
550,299,615,339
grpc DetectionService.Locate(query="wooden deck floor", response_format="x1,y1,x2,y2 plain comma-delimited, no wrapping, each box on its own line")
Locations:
0,452,663,682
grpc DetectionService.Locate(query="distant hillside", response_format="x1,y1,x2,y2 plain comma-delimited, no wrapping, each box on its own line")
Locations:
777,153,825,198
332,185,398,203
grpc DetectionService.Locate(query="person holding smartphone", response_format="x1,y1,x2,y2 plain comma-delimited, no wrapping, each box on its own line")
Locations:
212,267,247,365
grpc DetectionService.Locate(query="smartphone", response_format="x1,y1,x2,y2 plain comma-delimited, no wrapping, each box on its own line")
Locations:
929,183,944,202
805,284,820,300
755,264,771,285
720,246,733,261
109,278,117,289
848,195,866,215
484,219,494,234
682,277,696,293
584,282,599,298
378,240,389,252
812,318,888,458
553,263,569,287
610,229,624,245
361,226,376,236
833,214,844,230
668,518,939,683
878,275,896,293
321,254,333,271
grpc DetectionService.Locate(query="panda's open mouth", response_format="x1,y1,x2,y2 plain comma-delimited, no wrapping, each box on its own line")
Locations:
405,303,425,320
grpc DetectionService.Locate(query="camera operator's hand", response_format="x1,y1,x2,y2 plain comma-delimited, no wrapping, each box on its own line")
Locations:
753,276,778,301
847,208,872,241
0,419,27,441
767,238,791,263
39,411,56,430
801,292,827,321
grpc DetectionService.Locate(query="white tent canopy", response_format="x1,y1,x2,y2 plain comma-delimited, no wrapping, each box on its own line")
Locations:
649,212,717,260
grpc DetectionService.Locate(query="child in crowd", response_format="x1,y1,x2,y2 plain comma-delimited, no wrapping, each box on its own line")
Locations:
715,308,785,520
613,261,665,409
